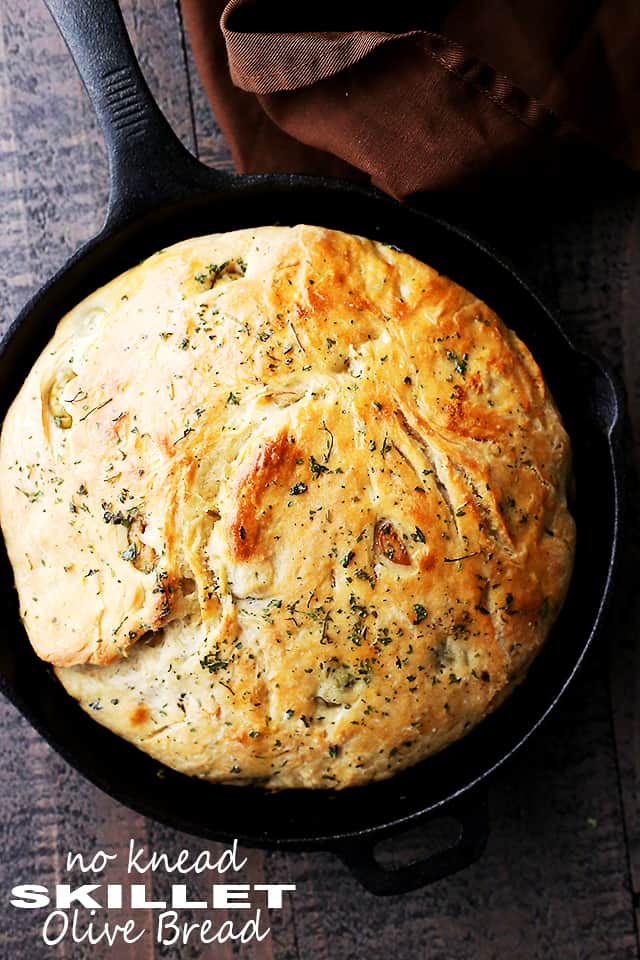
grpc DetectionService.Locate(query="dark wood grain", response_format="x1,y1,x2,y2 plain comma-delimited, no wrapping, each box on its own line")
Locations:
615,196,640,940
0,2,639,958
180,5,234,171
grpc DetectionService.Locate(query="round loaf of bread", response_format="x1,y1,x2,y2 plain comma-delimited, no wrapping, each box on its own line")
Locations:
0,225,575,788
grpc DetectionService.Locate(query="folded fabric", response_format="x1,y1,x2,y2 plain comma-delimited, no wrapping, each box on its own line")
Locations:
181,0,639,196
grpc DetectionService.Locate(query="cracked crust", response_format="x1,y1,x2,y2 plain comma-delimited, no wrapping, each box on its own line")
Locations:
0,225,575,788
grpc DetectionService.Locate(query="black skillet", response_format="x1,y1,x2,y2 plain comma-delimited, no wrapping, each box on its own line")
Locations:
0,0,623,895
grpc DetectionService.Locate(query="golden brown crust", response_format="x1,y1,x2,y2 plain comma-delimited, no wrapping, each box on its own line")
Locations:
0,225,575,788
228,430,298,562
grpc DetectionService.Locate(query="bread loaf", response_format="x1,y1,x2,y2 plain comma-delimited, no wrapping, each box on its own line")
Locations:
0,225,575,788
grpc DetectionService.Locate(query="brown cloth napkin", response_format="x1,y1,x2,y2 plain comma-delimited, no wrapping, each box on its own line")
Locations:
181,0,640,197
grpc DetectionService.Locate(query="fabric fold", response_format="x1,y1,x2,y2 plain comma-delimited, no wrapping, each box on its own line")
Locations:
181,0,638,196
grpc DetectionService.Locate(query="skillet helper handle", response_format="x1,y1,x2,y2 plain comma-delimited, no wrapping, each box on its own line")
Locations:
43,0,215,223
336,786,489,896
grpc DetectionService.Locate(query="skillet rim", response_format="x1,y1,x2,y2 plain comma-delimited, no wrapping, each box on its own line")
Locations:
0,173,624,851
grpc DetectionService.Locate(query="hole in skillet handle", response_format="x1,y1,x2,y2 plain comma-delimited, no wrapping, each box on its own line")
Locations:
334,786,489,896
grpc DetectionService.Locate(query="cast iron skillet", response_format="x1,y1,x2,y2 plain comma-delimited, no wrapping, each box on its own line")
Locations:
0,0,623,895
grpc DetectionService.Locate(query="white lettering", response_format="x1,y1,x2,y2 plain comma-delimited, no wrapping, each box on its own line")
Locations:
70,910,145,946
56,885,101,909
106,884,122,908
156,909,270,946
157,910,180,947
127,838,247,875
245,910,270,944
10,884,50,909
216,840,248,874
171,885,207,909
127,841,148,875
43,911,67,946
66,850,117,873
212,885,250,909
130,884,167,909
42,909,145,947
254,883,297,909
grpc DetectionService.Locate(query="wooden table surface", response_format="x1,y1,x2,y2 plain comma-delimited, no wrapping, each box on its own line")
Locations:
1,3,639,958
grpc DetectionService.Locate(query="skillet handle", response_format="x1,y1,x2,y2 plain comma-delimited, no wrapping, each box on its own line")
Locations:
43,0,224,226
335,786,489,896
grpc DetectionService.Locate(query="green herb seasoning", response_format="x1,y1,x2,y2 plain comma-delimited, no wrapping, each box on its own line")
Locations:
445,350,469,376
309,455,329,478
412,603,428,624
200,653,229,673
